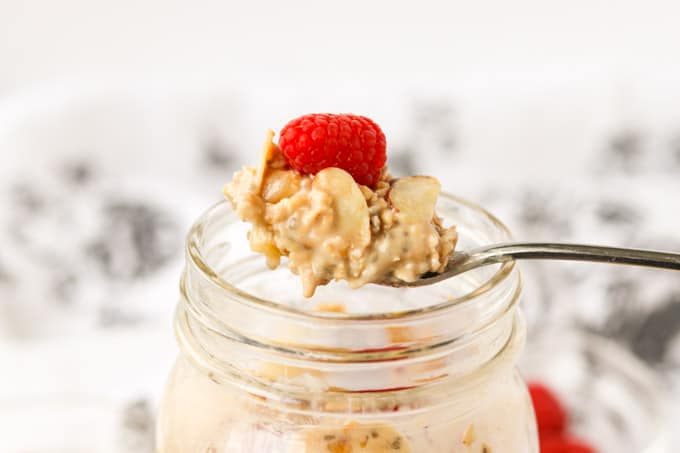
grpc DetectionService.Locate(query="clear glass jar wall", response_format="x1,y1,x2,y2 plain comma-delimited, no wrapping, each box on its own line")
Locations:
157,195,539,453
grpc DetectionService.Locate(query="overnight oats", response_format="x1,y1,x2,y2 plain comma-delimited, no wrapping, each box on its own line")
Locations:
223,115,457,297
157,114,538,452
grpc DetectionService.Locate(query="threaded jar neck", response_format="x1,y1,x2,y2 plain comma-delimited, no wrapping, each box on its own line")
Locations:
176,195,524,410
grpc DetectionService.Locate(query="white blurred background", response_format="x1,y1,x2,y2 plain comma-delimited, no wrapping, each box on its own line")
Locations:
1,1,680,452
2,1,680,86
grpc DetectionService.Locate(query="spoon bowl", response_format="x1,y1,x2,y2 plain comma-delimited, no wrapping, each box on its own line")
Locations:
378,242,680,288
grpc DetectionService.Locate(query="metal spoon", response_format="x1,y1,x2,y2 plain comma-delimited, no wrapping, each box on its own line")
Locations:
380,243,680,288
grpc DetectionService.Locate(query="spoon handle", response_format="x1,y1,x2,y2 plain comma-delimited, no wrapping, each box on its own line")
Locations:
456,242,680,274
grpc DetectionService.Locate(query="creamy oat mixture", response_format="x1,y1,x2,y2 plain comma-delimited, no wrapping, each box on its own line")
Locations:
158,356,534,453
300,421,412,452
223,130,458,297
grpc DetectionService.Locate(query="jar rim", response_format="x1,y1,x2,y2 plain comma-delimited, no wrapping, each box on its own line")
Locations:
186,193,517,321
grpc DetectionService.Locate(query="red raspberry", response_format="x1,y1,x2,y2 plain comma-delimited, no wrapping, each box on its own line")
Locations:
529,382,568,435
278,113,387,187
540,436,597,453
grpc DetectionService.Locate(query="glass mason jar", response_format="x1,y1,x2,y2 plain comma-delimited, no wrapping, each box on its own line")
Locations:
157,194,538,453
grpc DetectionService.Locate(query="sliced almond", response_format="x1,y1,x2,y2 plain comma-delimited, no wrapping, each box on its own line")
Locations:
262,169,300,203
461,423,475,446
313,167,370,250
315,303,347,313
254,129,278,193
388,176,441,223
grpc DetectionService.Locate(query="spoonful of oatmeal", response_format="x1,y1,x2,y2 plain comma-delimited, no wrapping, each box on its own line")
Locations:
223,114,680,296
223,113,457,297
